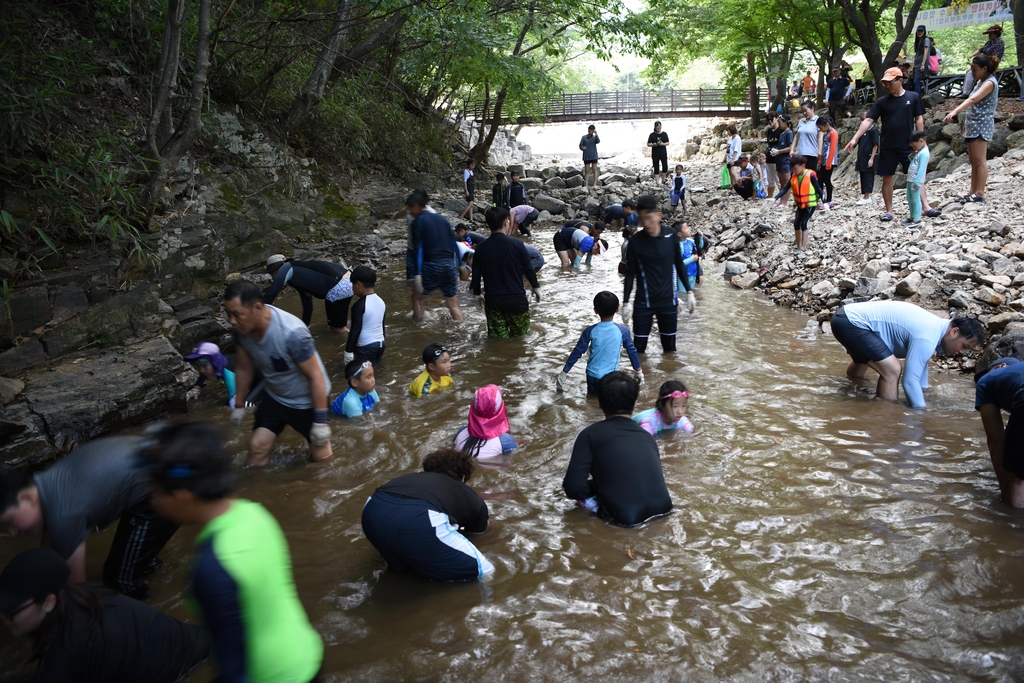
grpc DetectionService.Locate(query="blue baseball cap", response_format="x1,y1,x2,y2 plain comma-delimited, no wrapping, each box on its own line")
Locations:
580,236,595,253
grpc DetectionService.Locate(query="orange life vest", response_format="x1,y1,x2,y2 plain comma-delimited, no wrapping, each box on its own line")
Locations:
790,171,819,209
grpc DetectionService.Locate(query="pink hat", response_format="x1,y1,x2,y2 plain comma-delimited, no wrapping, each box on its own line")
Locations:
467,385,509,440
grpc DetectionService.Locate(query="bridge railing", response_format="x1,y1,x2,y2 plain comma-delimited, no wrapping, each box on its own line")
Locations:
465,88,761,122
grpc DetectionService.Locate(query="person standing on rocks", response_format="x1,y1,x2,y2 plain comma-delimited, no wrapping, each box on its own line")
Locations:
960,25,1004,97
580,125,600,189
470,207,541,339
264,255,351,334
942,53,1000,204
793,101,821,173
829,301,984,408
854,110,878,205
911,25,934,95
725,124,743,183
973,357,1024,508
648,121,669,183
621,194,695,354
763,111,781,198
224,280,333,466
844,67,925,223
771,115,794,209
826,65,851,123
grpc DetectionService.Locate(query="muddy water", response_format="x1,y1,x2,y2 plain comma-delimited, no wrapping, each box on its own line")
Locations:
3,228,1024,682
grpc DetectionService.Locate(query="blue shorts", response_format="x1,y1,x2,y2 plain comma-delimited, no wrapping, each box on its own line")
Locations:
361,492,493,581
777,157,792,174
405,249,415,280
421,261,458,298
831,308,893,364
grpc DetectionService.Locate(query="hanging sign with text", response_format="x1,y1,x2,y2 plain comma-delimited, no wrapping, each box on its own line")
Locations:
907,0,1013,30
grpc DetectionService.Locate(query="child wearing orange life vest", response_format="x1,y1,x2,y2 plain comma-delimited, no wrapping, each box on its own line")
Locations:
774,154,828,252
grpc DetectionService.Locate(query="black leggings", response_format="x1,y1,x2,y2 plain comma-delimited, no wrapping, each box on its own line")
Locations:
652,149,668,174
794,206,815,232
632,304,678,353
103,504,180,599
818,167,833,203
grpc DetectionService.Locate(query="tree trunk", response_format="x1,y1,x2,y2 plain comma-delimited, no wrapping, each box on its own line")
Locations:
747,51,760,126
469,87,507,163
329,11,408,79
840,0,925,88
145,0,185,161
145,0,213,215
283,0,354,131
1015,0,1024,67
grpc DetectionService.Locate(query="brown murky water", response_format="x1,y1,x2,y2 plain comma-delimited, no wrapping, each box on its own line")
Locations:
3,228,1024,682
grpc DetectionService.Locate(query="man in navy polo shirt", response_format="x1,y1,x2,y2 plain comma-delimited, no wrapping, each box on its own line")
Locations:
975,357,1024,507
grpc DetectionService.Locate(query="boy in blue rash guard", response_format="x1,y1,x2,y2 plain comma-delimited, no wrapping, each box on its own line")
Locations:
331,360,380,418
831,301,984,407
603,200,638,230
974,357,1024,508
557,291,643,394
673,222,700,291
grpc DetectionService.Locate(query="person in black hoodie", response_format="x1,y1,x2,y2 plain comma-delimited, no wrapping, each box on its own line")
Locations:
264,255,351,333
621,195,696,353
491,173,508,208
505,171,528,208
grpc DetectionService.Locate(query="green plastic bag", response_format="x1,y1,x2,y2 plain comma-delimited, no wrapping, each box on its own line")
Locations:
719,163,732,189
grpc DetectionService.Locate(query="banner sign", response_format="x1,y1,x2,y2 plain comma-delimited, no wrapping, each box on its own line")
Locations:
908,0,1013,30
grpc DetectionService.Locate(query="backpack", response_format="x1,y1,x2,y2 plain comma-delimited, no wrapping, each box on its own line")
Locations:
928,45,941,75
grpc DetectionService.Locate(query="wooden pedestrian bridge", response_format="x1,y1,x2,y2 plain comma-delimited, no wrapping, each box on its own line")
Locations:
466,89,761,124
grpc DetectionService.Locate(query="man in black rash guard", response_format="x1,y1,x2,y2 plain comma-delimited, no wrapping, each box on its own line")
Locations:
622,194,696,353
647,121,669,182
470,207,541,338
263,255,351,333
563,371,672,526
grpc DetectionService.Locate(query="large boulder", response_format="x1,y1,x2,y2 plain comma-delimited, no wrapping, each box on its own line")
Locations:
927,142,952,171
731,272,760,289
545,177,567,189
599,173,627,185
520,177,544,191
2,336,198,469
1008,114,1024,131
564,174,585,188
987,126,1011,159
533,194,568,215
541,166,560,179
1007,130,1024,151
369,196,406,216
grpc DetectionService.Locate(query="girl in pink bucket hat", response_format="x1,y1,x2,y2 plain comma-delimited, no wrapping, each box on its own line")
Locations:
453,385,519,460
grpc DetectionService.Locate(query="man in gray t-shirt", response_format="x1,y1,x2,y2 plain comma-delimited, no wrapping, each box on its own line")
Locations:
579,124,600,189
0,436,179,599
224,280,333,466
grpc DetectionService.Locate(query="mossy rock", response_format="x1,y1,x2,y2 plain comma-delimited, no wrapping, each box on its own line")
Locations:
320,195,363,223
226,230,292,271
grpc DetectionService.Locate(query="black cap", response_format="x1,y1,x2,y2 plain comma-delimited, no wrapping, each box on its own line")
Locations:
0,548,68,613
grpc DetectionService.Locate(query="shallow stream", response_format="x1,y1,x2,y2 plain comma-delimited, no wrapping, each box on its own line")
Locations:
2,227,1023,682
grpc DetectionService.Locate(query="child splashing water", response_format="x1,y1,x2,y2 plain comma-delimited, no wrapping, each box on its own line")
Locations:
632,380,694,436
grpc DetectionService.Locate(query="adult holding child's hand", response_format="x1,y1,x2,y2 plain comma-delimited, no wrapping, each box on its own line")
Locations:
943,53,1000,204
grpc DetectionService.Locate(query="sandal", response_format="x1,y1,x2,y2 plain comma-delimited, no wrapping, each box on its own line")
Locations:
924,208,942,218
963,194,986,203
954,194,971,203
880,213,894,222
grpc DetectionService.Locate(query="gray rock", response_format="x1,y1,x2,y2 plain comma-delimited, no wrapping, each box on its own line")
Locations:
729,234,747,252
369,196,406,216
854,271,892,297
987,311,1024,333
537,210,553,222
810,280,833,296
860,259,890,279
442,198,468,214
949,290,973,309
544,177,567,189
975,286,1006,306
927,142,952,171
506,164,525,176
541,166,560,179
731,272,760,289
532,194,568,214
8,288,51,337
945,260,972,272
1009,114,1024,131
991,257,1016,276
895,271,923,296
520,177,545,191
1007,130,1024,150
599,173,627,185
724,261,748,276
837,277,857,290
926,122,947,143
564,174,584,188
0,377,24,405
987,125,1011,159
51,284,89,325
525,169,544,178
403,173,443,191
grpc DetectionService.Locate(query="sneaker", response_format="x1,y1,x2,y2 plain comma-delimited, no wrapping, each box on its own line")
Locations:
855,198,871,205
902,218,921,227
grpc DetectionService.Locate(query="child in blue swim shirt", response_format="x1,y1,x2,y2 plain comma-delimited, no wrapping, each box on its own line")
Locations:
633,380,694,436
331,359,380,418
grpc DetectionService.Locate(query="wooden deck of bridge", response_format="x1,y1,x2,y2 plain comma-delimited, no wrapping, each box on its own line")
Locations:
467,89,760,124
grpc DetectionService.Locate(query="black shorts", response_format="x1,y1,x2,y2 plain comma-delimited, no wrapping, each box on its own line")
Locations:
553,230,571,252
325,296,351,329
420,260,458,298
1003,410,1024,479
777,157,792,174
253,395,315,440
831,308,893,364
876,147,911,177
